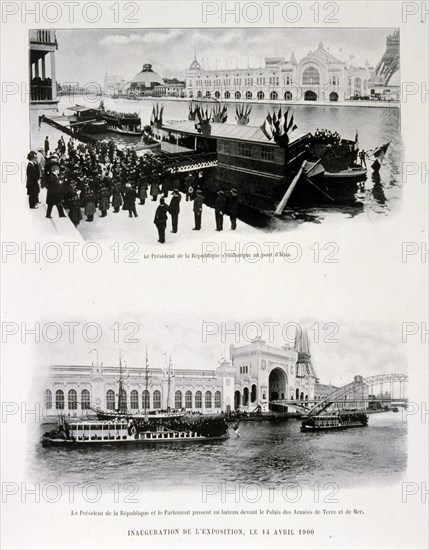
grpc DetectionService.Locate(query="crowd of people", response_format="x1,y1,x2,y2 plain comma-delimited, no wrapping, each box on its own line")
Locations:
313,128,342,145
26,135,240,242
30,77,53,101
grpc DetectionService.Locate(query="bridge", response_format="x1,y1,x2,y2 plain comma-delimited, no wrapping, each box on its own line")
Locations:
270,374,408,416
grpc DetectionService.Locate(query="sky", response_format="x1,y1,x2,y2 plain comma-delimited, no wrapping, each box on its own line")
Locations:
33,316,407,389
54,28,398,85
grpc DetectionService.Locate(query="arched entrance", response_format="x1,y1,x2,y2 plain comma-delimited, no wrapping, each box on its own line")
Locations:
304,90,317,101
245,90,253,99
269,367,287,401
329,91,339,101
270,91,278,100
235,91,241,99
234,390,241,410
284,91,292,100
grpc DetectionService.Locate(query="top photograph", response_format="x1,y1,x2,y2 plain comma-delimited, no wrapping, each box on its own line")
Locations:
28,27,401,243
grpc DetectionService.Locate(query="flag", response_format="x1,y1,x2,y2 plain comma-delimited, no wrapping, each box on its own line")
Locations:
260,118,273,140
371,143,389,171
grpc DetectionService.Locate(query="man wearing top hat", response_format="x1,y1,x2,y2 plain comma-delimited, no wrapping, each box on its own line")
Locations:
193,189,204,230
168,189,181,233
26,151,40,209
45,161,66,219
228,188,239,230
154,197,169,243
214,190,226,231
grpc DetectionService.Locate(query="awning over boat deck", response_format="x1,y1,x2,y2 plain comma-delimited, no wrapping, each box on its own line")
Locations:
161,120,309,146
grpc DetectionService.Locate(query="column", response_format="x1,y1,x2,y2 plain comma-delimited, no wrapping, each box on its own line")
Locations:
50,50,57,100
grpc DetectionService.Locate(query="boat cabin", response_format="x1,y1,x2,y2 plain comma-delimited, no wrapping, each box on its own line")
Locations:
158,121,312,203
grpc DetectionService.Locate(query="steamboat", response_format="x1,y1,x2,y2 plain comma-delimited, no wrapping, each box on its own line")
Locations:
42,415,230,447
300,411,369,432
66,102,143,137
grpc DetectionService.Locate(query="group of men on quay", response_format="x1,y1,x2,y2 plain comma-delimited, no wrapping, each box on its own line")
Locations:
25,136,239,243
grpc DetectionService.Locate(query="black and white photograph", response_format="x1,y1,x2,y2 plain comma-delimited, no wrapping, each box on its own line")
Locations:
1,1,428,549
31,318,409,492
26,27,402,243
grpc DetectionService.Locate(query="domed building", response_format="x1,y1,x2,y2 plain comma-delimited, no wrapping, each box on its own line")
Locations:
129,63,165,95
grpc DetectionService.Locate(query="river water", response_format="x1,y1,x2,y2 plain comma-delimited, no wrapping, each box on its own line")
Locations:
31,413,406,492
49,95,402,231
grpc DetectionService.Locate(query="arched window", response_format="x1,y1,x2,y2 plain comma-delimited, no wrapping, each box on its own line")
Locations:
188,91,193,98
195,391,202,409
153,390,161,409
142,390,150,410
55,389,64,410
302,67,320,85
45,389,52,410
175,390,182,409
81,389,90,410
354,77,362,94
300,392,304,401
235,91,241,99
257,91,264,100
185,390,192,409
224,91,230,99
295,388,299,399
284,91,292,100
214,391,221,408
214,90,220,98
270,91,278,100
130,390,139,410
251,385,257,402
106,390,115,410
68,389,77,410
243,387,249,406
205,391,212,409
245,90,253,99
119,389,127,410
205,91,211,98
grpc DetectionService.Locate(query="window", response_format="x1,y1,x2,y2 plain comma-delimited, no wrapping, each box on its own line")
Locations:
224,91,230,99
142,390,150,410
257,91,264,100
214,391,221,408
235,91,241,99
81,389,90,410
175,390,182,409
205,391,212,409
302,67,320,85
185,390,192,409
55,389,64,410
238,143,251,158
270,91,278,100
261,146,275,161
130,390,139,410
218,141,230,154
45,389,52,410
153,390,161,409
106,390,115,410
195,391,202,409
68,389,77,410
245,90,253,99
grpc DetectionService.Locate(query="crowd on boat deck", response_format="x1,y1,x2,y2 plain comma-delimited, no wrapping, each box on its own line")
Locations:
313,128,342,145
25,136,239,242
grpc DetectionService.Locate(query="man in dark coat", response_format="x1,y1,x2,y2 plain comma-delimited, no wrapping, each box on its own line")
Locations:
44,136,50,156
193,189,204,230
45,164,66,218
214,190,226,231
168,189,181,233
154,198,169,243
184,172,195,201
26,151,40,208
227,188,239,230
124,184,138,218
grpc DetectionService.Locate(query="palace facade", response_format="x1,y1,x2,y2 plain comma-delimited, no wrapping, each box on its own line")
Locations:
43,334,319,418
185,40,398,102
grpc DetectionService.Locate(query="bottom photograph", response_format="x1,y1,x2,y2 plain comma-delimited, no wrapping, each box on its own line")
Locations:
30,318,409,492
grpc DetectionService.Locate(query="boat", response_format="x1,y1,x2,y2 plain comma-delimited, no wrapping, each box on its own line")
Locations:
42,415,230,447
300,411,369,432
149,103,388,225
